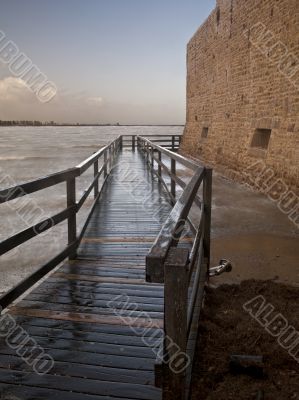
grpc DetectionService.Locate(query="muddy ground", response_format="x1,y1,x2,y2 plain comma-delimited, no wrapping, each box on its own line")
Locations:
210,172,299,288
191,280,299,400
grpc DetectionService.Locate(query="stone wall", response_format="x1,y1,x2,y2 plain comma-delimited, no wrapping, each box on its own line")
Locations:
181,0,299,195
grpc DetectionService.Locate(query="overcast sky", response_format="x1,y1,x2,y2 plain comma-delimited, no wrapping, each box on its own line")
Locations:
0,0,215,124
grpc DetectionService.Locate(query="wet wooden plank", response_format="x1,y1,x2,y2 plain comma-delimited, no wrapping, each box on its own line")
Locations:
13,317,160,337
0,369,161,400
0,354,156,384
0,335,158,360
13,300,164,319
9,308,164,329
53,272,146,284
0,384,130,400
9,325,163,348
26,292,164,307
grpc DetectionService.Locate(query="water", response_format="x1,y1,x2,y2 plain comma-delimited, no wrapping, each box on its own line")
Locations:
0,125,183,295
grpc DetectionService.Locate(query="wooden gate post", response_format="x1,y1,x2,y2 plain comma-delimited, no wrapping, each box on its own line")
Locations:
163,247,189,400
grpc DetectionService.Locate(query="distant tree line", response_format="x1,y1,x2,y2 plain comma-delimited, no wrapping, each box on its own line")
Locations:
0,120,184,127
0,121,113,126
0,120,56,126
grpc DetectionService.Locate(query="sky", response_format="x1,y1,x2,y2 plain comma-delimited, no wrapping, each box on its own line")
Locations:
0,0,215,124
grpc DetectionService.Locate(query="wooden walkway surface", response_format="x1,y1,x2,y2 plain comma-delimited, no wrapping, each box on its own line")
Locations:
0,149,172,400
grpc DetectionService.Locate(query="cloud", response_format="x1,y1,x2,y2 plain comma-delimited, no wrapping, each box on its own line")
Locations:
86,96,103,106
0,76,105,122
0,77,36,103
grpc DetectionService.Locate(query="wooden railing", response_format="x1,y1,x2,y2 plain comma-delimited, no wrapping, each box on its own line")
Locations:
0,136,122,310
122,134,181,151
137,136,212,400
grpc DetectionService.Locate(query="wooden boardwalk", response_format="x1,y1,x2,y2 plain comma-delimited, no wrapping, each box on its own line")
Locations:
0,149,173,399
0,135,212,400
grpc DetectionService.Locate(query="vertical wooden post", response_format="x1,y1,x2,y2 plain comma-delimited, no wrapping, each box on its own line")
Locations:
164,248,189,400
132,135,136,151
158,151,162,179
104,150,108,178
171,159,176,204
94,160,99,199
67,177,77,260
109,146,112,173
203,168,212,271
172,135,175,151
146,143,149,164
120,136,123,150
151,146,154,169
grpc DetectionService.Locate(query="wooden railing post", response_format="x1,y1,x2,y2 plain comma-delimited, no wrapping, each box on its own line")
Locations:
203,168,212,271
171,159,176,204
146,143,149,164
104,150,108,178
132,135,136,151
151,146,154,169
158,151,162,179
67,177,77,260
172,135,175,151
163,247,189,400
109,146,112,173
94,160,99,198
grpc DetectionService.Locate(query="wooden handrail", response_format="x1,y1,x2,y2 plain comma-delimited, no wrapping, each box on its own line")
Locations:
137,135,199,170
0,206,76,256
138,136,213,400
0,168,78,204
0,135,122,310
146,166,205,282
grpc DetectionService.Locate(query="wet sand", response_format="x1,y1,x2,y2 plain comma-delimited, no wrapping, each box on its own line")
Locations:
209,173,299,287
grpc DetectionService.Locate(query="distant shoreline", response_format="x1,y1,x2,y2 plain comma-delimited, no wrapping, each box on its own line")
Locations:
0,123,184,127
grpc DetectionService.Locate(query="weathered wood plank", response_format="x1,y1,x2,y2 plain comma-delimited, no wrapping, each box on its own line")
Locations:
9,308,163,329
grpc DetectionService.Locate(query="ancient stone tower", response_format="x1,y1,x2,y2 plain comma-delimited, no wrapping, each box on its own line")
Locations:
181,0,298,197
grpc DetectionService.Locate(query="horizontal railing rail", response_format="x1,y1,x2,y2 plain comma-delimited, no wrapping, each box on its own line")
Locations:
0,168,78,204
122,134,181,152
137,136,212,400
0,136,122,309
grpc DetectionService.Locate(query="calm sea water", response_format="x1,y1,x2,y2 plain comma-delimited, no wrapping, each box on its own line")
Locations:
0,126,183,294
